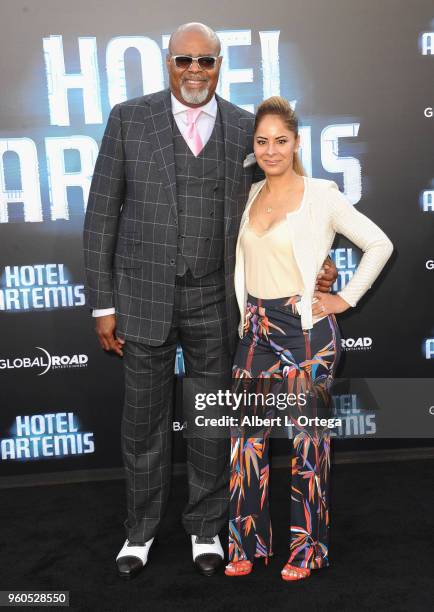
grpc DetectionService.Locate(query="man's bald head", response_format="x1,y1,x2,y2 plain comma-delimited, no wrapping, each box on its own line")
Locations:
168,22,221,55
166,22,222,107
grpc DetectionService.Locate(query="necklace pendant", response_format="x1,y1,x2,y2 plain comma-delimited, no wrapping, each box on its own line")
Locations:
266,207,272,213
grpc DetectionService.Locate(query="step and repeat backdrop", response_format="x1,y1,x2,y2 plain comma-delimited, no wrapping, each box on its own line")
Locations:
1,0,433,477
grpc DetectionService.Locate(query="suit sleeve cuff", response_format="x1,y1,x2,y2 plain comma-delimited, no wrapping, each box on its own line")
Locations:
92,307,116,317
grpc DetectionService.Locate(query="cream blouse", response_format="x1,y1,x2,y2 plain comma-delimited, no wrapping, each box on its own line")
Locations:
241,220,304,299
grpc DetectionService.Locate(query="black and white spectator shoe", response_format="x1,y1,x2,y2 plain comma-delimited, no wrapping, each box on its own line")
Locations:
116,537,155,579
191,535,224,576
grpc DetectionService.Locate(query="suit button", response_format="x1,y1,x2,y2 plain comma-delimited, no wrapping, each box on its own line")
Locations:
170,259,175,265
205,238,210,242
179,208,184,213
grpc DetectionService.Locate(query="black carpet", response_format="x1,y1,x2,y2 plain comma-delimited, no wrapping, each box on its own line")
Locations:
2,458,434,612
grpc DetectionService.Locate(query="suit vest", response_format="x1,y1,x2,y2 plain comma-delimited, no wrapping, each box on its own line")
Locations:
173,109,225,277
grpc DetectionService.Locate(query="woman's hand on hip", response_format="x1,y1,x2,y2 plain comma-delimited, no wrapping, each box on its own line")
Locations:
312,291,351,316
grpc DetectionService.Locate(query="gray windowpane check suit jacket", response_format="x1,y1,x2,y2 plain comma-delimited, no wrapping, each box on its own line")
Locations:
83,88,261,354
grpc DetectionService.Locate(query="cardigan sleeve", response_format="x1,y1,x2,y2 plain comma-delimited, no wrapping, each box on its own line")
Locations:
328,183,393,307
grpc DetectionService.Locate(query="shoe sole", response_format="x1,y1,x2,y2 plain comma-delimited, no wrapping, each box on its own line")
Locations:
193,561,221,576
281,570,311,581
194,564,219,577
118,568,142,580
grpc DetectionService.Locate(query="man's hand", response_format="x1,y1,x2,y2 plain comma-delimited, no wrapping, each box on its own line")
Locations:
95,314,125,356
315,257,338,292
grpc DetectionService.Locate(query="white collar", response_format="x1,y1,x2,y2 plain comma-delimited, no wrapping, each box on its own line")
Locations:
171,93,217,118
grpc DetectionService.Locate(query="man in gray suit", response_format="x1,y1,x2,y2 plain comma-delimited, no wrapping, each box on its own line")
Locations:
83,22,337,579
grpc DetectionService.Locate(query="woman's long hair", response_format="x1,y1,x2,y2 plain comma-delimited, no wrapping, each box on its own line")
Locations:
254,96,305,176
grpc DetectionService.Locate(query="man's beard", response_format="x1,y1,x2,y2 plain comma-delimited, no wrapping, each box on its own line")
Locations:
180,83,210,105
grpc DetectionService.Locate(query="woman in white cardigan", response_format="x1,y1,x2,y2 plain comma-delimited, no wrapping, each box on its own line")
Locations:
225,96,393,580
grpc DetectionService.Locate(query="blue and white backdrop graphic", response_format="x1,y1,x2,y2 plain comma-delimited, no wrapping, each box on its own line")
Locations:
0,0,433,475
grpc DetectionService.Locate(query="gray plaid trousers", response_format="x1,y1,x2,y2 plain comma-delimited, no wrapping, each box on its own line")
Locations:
122,271,231,542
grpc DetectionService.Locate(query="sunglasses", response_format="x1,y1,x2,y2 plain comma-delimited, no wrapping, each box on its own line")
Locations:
171,55,219,70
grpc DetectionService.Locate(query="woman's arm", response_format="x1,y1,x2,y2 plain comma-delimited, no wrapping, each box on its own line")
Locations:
328,183,393,308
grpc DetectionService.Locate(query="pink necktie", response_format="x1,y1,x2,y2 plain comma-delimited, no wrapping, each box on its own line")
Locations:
186,108,203,156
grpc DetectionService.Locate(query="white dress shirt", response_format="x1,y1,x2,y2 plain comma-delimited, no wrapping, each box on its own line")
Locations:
92,94,218,318
171,93,217,153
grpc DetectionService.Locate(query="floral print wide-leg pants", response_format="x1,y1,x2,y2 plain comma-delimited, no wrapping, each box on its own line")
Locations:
228,294,341,569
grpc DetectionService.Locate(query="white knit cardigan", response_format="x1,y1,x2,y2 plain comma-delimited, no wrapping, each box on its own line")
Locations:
234,177,394,336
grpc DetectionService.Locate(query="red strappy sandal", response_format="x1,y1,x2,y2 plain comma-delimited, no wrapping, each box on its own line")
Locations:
224,560,253,576
281,562,311,581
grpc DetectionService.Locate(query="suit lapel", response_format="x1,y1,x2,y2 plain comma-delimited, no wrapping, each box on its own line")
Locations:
143,89,178,220
217,95,247,234
142,91,247,228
